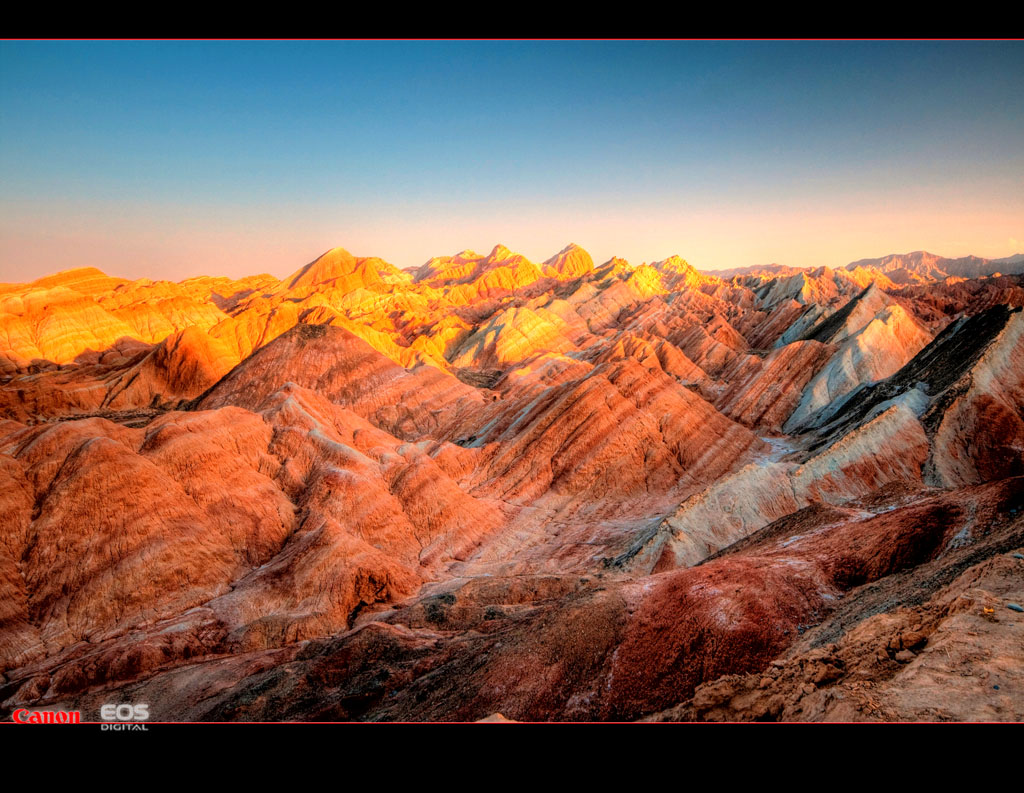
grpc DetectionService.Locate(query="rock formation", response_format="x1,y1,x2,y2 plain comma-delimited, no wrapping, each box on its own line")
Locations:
1,244,1021,723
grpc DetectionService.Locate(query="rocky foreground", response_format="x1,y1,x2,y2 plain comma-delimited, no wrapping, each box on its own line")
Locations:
1,244,1022,721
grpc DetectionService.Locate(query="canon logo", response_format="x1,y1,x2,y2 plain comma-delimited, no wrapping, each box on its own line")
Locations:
12,709,81,724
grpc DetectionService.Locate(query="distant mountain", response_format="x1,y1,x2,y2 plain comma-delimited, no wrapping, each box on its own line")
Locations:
703,264,807,279
843,250,1024,283
705,251,1024,284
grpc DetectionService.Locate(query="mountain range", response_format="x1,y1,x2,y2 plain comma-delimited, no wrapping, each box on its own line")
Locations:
1,243,1021,722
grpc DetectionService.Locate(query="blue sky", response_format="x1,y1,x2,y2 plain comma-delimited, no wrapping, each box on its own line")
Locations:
1,40,1022,281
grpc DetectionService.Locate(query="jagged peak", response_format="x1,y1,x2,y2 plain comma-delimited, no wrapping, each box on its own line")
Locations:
488,244,514,262
319,245,356,262
283,246,366,291
553,242,584,256
543,243,594,278
652,255,700,276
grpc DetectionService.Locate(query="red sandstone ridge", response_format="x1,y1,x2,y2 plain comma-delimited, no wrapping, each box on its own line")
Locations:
1,245,1022,723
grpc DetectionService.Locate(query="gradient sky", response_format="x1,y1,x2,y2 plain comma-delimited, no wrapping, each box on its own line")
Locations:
1,40,1022,282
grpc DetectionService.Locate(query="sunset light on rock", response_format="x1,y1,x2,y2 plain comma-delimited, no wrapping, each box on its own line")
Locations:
1,39,1022,728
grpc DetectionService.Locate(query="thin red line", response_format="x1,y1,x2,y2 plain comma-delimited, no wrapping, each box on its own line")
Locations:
4,38,1023,42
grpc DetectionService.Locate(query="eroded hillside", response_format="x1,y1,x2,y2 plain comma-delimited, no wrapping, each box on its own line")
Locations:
1,245,1022,722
